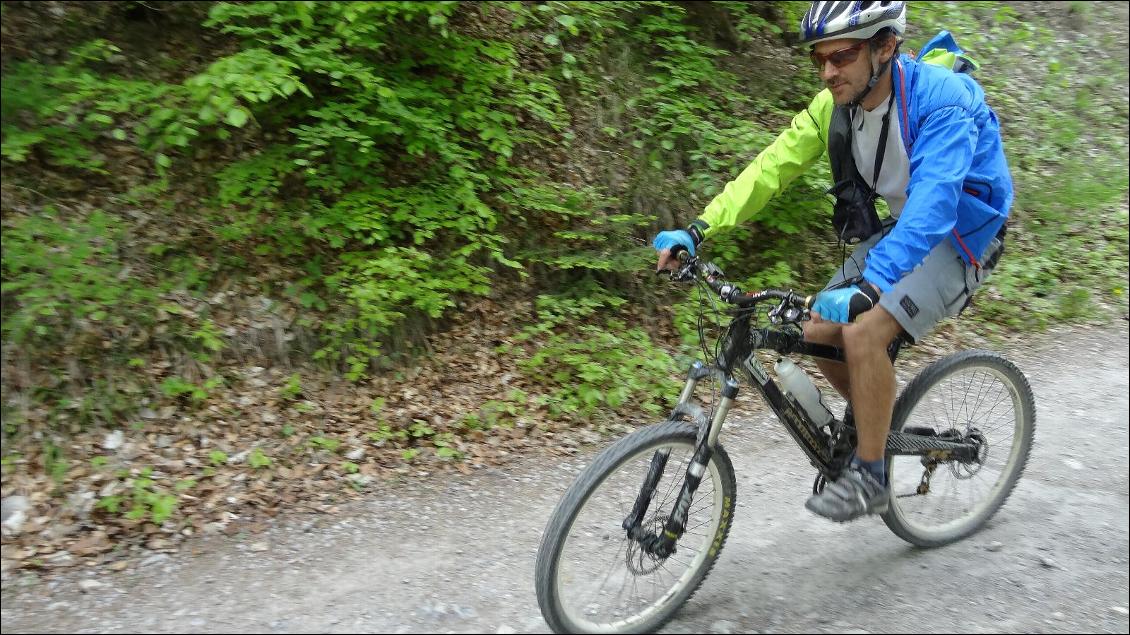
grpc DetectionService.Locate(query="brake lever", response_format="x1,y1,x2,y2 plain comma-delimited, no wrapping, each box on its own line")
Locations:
661,249,700,283
768,295,811,325
669,264,696,283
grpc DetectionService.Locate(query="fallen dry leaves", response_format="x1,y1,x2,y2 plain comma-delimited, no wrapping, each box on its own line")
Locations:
0,295,669,576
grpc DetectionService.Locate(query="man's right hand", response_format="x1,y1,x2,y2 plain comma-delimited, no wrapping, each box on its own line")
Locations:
652,229,695,272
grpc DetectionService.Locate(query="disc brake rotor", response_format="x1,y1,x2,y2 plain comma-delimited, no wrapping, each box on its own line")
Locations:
625,513,670,575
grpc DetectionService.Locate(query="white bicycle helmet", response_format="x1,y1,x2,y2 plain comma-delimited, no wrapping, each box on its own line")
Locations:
800,1,907,46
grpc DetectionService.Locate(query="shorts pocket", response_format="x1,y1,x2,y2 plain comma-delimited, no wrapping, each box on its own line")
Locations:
944,258,981,317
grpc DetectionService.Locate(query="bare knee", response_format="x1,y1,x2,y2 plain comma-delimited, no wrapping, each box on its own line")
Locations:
842,310,900,357
843,323,875,353
803,318,843,347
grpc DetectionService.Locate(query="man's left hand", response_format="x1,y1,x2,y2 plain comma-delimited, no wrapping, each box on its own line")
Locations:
811,284,880,323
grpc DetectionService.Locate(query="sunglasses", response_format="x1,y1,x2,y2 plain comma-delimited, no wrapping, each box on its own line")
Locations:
810,40,868,70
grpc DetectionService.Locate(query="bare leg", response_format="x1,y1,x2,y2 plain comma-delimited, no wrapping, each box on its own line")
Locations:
840,305,905,463
803,316,851,400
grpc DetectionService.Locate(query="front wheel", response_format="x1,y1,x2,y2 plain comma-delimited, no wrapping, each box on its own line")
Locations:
882,350,1035,547
535,421,736,634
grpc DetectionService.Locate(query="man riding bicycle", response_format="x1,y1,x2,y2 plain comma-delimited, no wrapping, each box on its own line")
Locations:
653,1,1012,522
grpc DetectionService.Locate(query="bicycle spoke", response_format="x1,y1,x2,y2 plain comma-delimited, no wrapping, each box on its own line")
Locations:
547,427,731,632
886,355,1033,547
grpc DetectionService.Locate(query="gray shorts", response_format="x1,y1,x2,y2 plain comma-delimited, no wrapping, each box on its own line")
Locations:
823,220,1001,343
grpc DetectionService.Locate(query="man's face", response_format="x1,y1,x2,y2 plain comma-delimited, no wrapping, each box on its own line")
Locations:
811,38,874,106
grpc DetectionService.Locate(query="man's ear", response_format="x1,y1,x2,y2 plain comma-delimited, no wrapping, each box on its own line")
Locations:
883,34,899,64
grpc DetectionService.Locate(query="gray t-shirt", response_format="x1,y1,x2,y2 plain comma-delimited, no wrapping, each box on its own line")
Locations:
851,96,910,218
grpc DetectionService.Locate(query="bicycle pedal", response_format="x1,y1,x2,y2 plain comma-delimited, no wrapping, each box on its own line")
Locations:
902,425,937,437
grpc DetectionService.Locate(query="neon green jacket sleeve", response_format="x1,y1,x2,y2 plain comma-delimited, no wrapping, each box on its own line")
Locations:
697,90,833,238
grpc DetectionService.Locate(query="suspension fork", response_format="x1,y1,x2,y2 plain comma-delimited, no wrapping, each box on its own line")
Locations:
624,362,739,558
622,362,710,533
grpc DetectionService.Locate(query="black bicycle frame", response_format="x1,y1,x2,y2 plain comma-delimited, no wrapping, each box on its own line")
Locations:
624,310,976,556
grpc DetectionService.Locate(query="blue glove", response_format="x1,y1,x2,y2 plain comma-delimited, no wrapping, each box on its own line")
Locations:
811,284,880,324
652,229,696,257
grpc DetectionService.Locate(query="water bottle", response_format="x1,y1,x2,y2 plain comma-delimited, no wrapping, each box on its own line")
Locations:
775,358,833,427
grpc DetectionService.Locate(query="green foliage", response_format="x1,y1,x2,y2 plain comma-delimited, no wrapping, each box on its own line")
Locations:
501,179,648,274
279,373,303,400
517,282,629,337
506,287,678,421
1,209,156,348
316,245,493,379
189,319,226,362
368,424,409,446
460,391,526,431
248,448,272,469
517,319,677,419
51,379,139,431
43,441,69,485
96,467,180,525
196,1,570,376
409,420,435,439
369,397,387,415
308,436,341,453
0,453,21,475
433,432,462,460
160,376,224,404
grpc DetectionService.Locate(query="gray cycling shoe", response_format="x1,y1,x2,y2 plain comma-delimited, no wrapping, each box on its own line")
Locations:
805,465,890,522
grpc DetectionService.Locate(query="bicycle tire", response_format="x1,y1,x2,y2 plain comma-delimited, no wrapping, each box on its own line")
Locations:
535,420,736,634
881,350,1035,547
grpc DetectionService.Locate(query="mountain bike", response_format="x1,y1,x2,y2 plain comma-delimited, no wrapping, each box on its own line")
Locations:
534,254,1036,634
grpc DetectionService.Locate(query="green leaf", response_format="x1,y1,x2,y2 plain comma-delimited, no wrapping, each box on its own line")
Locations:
155,153,172,168
225,107,250,128
111,129,128,141
85,112,114,125
543,33,560,46
248,448,272,469
151,495,177,524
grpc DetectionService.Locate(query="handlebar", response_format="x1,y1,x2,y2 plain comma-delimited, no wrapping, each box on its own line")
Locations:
668,251,814,317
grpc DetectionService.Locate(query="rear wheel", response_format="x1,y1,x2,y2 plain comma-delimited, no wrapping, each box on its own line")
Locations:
882,351,1035,547
535,421,736,634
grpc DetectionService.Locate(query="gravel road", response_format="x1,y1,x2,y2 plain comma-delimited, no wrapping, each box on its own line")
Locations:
3,323,1128,634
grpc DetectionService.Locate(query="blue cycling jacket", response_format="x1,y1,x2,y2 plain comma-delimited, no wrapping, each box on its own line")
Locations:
696,32,1013,293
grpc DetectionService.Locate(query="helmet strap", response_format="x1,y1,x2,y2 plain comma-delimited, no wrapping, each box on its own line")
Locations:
849,46,896,119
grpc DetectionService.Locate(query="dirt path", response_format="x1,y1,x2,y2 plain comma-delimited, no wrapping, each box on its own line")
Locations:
3,323,1128,634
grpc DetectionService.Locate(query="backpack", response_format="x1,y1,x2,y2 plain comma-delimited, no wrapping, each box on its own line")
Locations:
916,30,980,75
